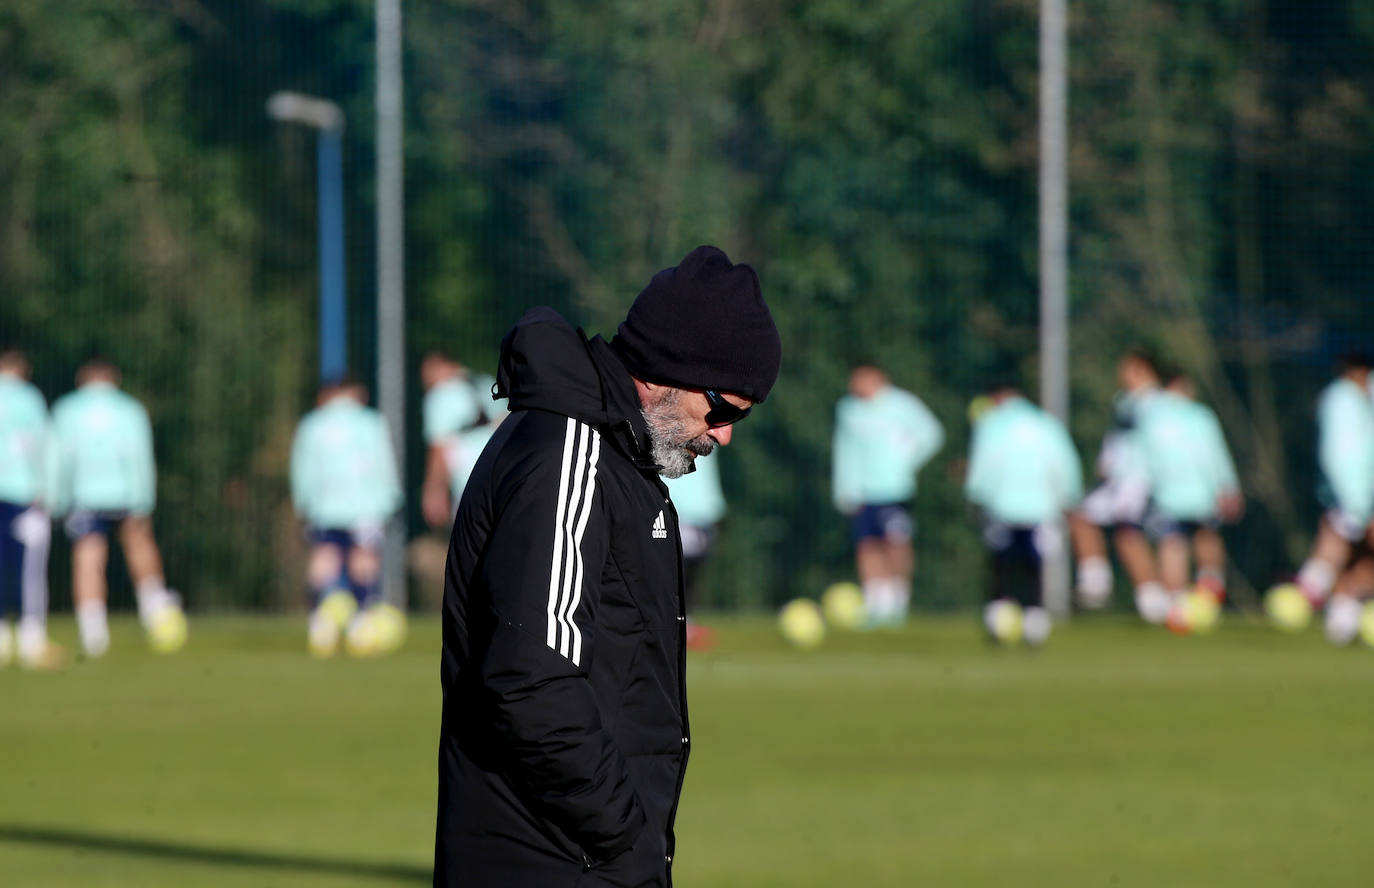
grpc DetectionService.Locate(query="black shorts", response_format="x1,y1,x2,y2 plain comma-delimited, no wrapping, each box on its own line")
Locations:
64,509,133,541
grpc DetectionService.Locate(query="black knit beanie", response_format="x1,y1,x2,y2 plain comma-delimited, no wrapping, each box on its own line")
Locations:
611,246,782,403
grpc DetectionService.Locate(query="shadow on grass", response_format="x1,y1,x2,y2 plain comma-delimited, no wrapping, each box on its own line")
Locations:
0,823,429,883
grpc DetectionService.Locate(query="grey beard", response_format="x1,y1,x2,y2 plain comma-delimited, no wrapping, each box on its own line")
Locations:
642,389,715,479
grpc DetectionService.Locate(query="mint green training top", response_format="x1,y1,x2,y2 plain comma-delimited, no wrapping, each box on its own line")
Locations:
965,396,1082,525
423,374,507,499
1317,377,1374,523
665,449,727,528
290,395,402,529
1136,392,1239,521
423,377,483,445
0,371,49,505
832,385,944,512
49,381,156,515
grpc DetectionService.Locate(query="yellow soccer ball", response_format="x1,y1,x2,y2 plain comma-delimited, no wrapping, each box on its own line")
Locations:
147,606,188,655
1358,601,1374,648
983,599,1023,645
369,603,408,654
1264,584,1311,633
345,612,383,658
319,589,358,628
821,582,865,631
778,599,826,650
1182,588,1221,635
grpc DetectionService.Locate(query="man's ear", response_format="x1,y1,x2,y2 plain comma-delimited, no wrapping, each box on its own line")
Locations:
633,376,662,406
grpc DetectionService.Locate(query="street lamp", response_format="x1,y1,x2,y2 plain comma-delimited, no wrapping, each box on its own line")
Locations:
267,91,348,383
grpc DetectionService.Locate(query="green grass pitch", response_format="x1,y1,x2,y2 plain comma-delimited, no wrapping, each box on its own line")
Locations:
3,613,1373,886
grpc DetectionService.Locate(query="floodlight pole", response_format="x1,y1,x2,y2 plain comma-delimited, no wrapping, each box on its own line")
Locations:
1039,0,1071,617
266,91,347,383
376,0,407,608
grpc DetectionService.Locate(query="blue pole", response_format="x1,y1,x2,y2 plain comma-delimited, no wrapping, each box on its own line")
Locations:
317,128,346,382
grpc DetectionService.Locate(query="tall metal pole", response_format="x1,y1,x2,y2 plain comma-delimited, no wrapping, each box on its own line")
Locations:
1039,0,1071,617
376,0,407,607
317,128,347,382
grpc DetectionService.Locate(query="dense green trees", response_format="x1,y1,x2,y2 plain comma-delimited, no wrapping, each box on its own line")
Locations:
3,1,1372,610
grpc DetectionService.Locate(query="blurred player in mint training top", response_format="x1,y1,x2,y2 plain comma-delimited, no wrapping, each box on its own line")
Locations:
1136,371,1243,610
0,350,65,669
1071,348,1168,622
290,378,402,656
832,363,944,627
1293,354,1374,644
49,357,185,657
965,384,1083,646
664,448,727,650
420,352,504,530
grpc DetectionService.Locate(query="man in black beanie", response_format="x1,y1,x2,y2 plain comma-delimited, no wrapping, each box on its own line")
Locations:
434,246,780,887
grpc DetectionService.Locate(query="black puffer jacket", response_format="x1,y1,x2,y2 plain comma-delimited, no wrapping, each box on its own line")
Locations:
434,308,689,888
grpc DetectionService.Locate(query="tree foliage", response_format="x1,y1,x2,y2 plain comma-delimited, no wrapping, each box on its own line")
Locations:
2,0,1372,610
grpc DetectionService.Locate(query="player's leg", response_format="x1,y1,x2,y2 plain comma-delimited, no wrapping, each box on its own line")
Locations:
307,533,348,599
868,505,915,626
1114,524,1158,589
1192,524,1227,599
119,515,178,628
343,527,394,656
881,534,915,626
0,503,20,665
1156,530,1191,601
13,506,62,668
306,531,353,657
1113,525,1166,624
1069,509,1113,609
1332,552,1374,599
981,520,1017,641
69,513,111,657
1297,513,1357,608
856,537,899,627
1323,534,1373,645
852,506,887,627
422,443,454,530
1020,526,1051,645
346,539,382,610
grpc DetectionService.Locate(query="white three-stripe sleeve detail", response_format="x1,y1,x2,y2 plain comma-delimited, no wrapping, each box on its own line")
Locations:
546,419,577,651
556,424,592,658
564,430,601,666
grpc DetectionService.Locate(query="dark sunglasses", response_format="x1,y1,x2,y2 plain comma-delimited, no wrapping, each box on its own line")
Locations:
704,389,751,428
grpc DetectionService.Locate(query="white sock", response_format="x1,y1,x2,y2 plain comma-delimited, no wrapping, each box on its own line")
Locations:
17,616,47,661
136,578,172,628
77,600,111,657
1023,606,1052,646
1298,560,1335,605
0,620,13,666
861,580,885,625
1135,582,1171,624
1076,556,1113,608
884,578,910,624
1324,595,1361,646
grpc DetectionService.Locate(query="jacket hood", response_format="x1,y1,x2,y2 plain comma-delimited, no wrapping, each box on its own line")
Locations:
495,307,657,467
